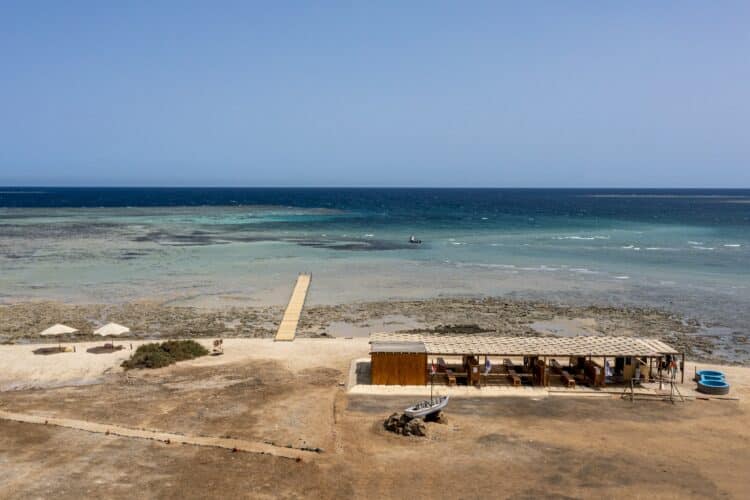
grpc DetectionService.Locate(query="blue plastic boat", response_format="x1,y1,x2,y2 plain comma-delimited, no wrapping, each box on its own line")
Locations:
697,378,730,395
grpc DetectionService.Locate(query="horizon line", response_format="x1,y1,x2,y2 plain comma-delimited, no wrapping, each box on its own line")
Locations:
1,185,750,190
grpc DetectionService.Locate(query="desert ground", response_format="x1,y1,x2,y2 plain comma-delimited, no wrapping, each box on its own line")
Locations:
1,337,749,499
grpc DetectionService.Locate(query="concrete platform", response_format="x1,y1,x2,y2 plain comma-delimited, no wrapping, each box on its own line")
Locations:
346,358,738,400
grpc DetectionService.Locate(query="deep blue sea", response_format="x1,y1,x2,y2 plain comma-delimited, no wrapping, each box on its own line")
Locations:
2,187,750,227
1,187,749,343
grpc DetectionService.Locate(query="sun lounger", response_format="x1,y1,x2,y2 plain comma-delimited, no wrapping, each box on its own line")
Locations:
507,369,521,386
561,370,575,388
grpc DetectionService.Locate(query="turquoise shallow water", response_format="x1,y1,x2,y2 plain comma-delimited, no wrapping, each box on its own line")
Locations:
0,188,749,336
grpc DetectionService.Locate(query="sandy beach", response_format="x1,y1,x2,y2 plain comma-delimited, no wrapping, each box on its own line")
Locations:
0,336,749,498
3,292,747,499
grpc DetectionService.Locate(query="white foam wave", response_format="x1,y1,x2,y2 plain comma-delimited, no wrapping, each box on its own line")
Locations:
723,244,742,248
688,241,704,245
453,262,517,270
554,235,610,241
570,267,599,274
453,262,565,273
614,276,630,280
519,265,558,272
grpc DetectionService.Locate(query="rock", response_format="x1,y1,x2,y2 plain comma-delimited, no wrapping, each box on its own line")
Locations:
383,412,428,437
384,413,401,433
405,418,426,436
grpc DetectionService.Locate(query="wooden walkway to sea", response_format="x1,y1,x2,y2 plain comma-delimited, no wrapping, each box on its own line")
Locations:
274,273,312,341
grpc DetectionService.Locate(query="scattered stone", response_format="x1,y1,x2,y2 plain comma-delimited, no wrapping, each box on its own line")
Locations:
404,418,426,437
383,412,428,437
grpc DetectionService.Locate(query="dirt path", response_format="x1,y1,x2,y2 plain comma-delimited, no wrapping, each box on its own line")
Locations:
0,410,317,461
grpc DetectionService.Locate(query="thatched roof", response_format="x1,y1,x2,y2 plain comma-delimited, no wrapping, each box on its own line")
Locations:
369,332,679,357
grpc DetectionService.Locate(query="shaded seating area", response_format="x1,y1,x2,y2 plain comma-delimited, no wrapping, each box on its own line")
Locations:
34,322,134,355
37,324,79,353
369,332,683,388
93,322,130,349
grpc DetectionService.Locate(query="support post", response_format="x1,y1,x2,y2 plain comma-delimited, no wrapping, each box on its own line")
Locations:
658,357,663,390
681,353,685,384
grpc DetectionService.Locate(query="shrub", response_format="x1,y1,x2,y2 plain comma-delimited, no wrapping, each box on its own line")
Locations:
160,339,209,361
122,340,209,370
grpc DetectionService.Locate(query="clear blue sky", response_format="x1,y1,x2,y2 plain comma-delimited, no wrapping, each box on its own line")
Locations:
1,1,748,187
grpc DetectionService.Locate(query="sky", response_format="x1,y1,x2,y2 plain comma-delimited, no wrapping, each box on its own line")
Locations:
1,1,749,187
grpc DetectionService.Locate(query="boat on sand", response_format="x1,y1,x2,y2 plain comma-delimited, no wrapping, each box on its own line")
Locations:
404,395,449,418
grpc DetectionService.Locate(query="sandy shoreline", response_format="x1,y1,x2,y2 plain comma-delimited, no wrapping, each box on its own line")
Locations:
1,336,749,498
0,338,366,391
1,337,748,395
1,296,746,364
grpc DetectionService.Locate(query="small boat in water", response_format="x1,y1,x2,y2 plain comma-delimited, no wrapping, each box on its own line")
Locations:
404,395,449,418
409,235,422,245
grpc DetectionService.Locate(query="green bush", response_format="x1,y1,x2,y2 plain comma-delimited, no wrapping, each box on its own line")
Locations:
122,340,209,370
160,339,209,361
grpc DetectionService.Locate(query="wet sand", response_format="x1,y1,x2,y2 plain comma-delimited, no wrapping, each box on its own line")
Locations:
1,296,745,364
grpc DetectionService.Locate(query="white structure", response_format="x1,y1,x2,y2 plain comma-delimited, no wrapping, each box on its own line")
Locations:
39,323,78,350
93,322,130,337
39,324,78,336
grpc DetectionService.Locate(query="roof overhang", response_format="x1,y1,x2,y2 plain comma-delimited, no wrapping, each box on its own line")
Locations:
369,332,679,357
371,341,426,353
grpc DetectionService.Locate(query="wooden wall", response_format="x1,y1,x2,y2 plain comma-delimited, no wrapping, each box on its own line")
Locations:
371,352,427,385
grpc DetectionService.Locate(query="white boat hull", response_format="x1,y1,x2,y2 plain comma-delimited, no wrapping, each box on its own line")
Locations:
404,396,449,418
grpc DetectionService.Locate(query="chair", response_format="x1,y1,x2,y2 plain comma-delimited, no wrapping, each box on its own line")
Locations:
508,369,521,387
561,370,576,388
437,357,448,373
445,369,457,386
550,359,563,373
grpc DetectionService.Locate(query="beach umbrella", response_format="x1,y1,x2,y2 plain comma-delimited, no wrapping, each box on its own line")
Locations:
39,324,78,350
93,322,130,348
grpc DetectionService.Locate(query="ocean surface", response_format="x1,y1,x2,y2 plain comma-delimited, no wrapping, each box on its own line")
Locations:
1,187,749,334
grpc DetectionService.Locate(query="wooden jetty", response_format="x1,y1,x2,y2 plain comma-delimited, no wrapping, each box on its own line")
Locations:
274,273,312,341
